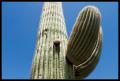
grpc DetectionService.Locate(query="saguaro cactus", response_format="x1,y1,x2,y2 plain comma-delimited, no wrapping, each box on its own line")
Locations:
31,2,103,79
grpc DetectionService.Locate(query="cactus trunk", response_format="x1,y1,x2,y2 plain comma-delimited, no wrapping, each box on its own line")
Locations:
30,2,74,79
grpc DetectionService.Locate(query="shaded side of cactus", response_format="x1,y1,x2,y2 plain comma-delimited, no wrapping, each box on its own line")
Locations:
66,6,101,66
74,27,103,79
65,6,103,79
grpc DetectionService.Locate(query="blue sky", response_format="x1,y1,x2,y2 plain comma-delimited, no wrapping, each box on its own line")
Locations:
2,2,118,79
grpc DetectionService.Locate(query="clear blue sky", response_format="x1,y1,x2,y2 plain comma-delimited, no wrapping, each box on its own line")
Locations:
2,2,118,79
